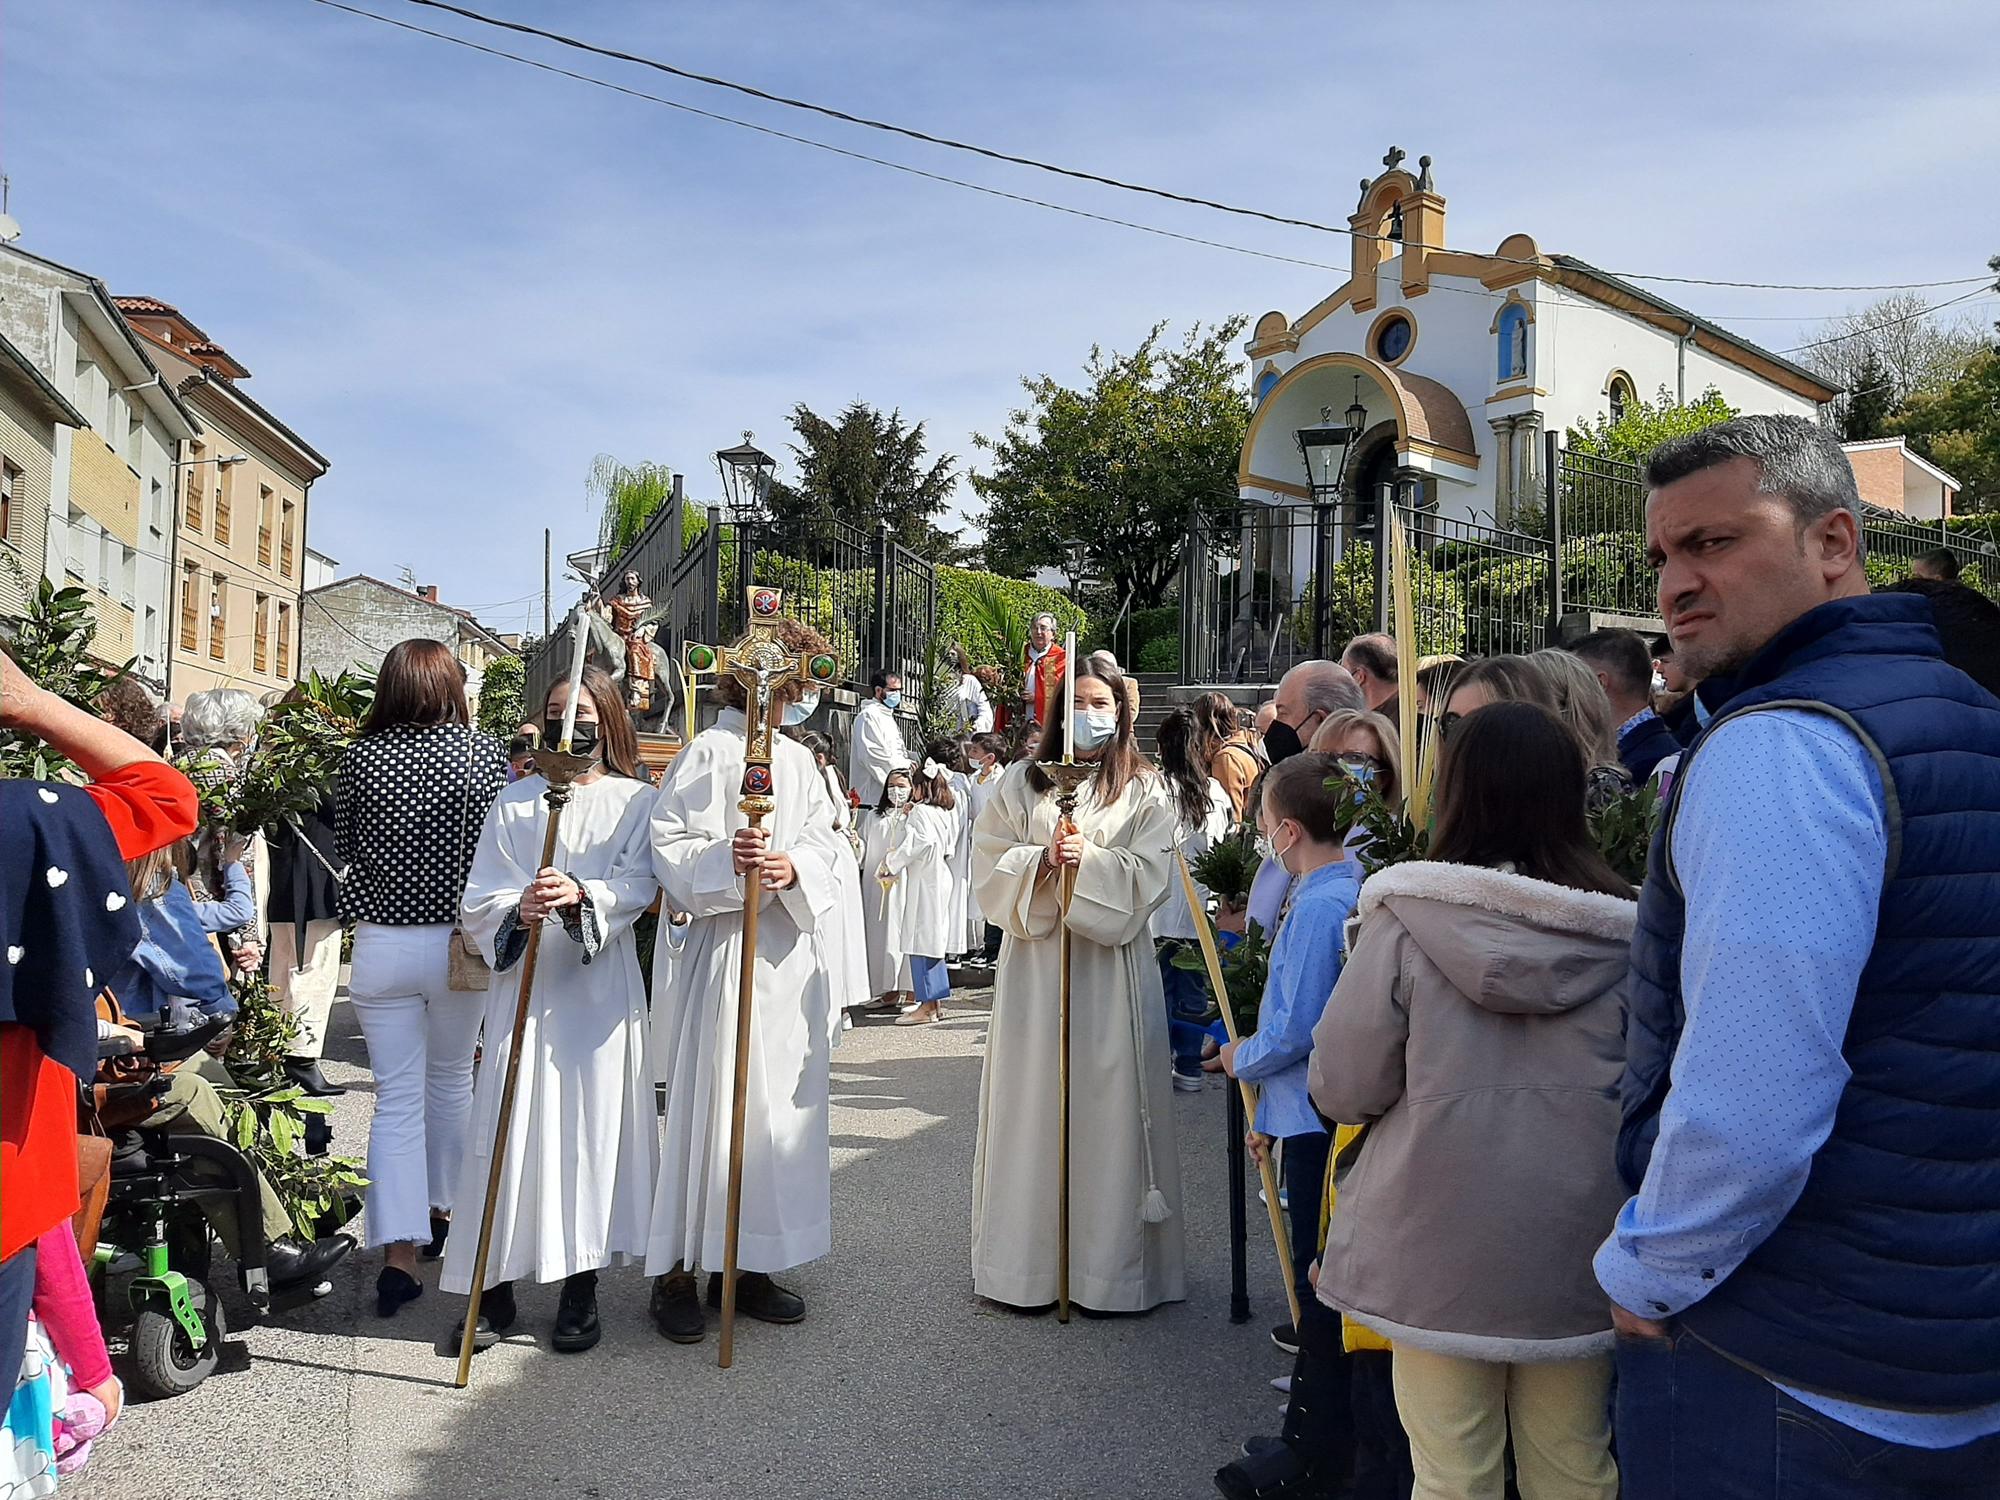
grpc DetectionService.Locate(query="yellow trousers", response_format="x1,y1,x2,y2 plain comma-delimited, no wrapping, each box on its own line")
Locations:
1390,1345,1616,1500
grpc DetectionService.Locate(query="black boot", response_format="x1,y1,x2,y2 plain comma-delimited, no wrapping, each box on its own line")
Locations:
420,1212,450,1262
284,1057,346,1097
453,1280,517,1352
552,1271,600,1353
706,1269,805,1324
650,1268,705,1344
266,1232,355,1290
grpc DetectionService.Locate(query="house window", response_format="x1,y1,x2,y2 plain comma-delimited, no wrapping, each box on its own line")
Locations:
280,499,296,577
0,458,16,544
1497,304,1530,381
258,484,274,566
149,478,165,537
254,593,270,673
276,601,292,679
180,563,200,650
209,573,227,660
185,443,205,531
1607,373,1636,422
215,468,233,545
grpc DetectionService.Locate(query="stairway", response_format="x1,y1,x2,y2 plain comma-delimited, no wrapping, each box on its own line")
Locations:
1130,671,1272,750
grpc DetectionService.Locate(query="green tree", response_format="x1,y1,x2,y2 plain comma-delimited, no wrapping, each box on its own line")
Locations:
971,317,1250,610
588,456,677,563
477,653,527,736
1842,350,1895,441
1895,345,2000,513
0,574,126,780
764,401,967,560
1566,385,1739,467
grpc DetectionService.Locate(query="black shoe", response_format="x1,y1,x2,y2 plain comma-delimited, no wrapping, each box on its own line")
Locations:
420,1213,450,1262
453,1281,518,1352
552,1271,600,1353
1271,1320,1300,1356
377,1265,423,1318
1238,1435,1286,1460
1214,1438,1313,1500
284,1057,346,1097
651,1271,705,1344
706,1269,805,1325
267,1233,355,1291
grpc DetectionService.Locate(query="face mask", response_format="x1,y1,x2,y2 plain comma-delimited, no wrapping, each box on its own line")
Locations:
882,691,902,710
783,692,820,726
1262,719,1304,765
1651,672,1669,696
886,785,911,807
1073,709,1119,751
544,718,599,757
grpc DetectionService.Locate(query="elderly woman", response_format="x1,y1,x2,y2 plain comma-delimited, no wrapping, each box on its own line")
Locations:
175,687,269,965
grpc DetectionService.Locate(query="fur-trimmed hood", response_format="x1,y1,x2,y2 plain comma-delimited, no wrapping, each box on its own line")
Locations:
1357,861,1637,1017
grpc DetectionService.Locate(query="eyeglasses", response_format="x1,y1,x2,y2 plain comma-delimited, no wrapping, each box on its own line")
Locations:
1439,712,1466,739
1334,752,1385,779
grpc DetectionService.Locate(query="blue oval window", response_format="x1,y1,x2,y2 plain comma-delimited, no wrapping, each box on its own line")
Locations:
1374,315,1413,364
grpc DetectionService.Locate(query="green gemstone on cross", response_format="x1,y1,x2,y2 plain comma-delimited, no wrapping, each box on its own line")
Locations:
688,645,716,670
810,654,836,680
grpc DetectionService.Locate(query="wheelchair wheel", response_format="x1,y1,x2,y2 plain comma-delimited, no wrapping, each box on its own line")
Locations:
129,1276,227,1398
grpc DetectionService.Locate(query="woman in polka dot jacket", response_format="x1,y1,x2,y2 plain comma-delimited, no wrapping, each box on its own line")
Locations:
333,639,508,1318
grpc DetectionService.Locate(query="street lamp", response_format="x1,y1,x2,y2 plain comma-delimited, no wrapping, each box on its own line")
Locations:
1295,378,1370,504
174,453,247,468
715,432,777,518
1060,536,1089,595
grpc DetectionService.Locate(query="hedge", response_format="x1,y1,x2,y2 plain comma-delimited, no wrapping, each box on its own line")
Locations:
935,566,1089,678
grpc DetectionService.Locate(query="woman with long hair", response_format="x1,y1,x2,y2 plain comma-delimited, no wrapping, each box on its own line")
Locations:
1192,690,1262,820
443,665,658,1353
1309,702,1635,1500
970,656,1186,1312
1530,648,1635,809
1151,706,1233,1089
335,638,509,1318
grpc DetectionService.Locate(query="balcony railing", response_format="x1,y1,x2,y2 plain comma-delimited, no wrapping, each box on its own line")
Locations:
258,527,272,567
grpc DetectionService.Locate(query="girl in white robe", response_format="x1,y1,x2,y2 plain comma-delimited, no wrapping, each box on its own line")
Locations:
970,659,1187,1314
886,760,959,1026
923,738,974,962
963,733,1007,961
859,767,911,1007
795,730,868,1036
645,632,848,1340
445,666,660,1354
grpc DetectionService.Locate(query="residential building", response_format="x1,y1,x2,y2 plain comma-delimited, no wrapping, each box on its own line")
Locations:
303,545,340,593
0,330,87,621
301,574,512,709
115,296,329,701
1842,437,1958,521
0,244,200,685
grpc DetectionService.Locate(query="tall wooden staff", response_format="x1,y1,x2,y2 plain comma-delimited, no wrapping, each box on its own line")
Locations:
1037,629,1095,1324
456,611,599,1388
1176,854,1302,1332
682,585,839,1368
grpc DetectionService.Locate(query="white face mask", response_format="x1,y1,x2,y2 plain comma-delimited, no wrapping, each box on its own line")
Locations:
1651,672,1668,697
783,691,820,726
886,785,912,808
1073,709,1119,751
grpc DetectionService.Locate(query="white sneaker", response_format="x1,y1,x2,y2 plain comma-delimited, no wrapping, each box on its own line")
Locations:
1270,1375,1291,1394
1172,1071,1204,1093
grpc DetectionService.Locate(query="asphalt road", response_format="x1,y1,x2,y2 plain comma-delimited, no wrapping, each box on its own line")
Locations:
77,988,1290,1500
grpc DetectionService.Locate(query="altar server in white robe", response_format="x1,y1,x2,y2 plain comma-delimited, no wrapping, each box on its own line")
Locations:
970,658,1187,1313
645,617,848,1344
793,728,869,1035
960,736,1008,964
884,758,959,1027
925,738,974,961
858,765,913,1008
445,666,660,1355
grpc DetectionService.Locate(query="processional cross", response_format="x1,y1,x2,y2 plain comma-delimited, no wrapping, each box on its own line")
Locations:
680,586,838,1369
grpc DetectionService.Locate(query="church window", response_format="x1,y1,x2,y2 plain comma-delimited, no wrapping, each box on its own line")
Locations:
1373,314,1414,366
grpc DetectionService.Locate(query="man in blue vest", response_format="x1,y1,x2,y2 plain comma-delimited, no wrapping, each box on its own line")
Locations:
1595,414,2000,1498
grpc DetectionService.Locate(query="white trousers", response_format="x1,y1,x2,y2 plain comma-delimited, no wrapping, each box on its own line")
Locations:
268,917,344,1061
347,922,483,1248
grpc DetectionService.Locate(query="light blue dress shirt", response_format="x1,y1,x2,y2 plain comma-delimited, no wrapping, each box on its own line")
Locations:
1234,858,1362,1139
1593,708,2000,1447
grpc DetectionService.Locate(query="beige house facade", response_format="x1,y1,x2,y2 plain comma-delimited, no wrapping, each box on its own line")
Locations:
0,331,87,620
116,297,329,702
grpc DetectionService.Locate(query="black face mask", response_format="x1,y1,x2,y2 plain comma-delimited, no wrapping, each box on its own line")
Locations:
542,718,599,758
1262,718,1305,765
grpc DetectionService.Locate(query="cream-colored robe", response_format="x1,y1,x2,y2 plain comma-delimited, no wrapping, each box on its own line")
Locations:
969,760,1187,1312
646,711,845,1274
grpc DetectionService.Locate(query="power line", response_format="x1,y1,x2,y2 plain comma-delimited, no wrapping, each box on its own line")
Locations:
1778,285,1997,356
369,0,1993,297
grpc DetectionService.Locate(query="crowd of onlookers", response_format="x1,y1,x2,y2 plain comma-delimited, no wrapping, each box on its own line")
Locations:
7,415,1999,1498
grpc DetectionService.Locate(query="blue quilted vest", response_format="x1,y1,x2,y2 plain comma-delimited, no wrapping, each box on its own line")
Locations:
1620,592,2000,1411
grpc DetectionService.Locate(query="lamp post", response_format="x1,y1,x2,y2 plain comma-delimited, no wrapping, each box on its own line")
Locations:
1295,379,1371,656
715,433,777,520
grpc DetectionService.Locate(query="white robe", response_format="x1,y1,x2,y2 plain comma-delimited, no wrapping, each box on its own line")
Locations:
945,772,975,956
647,711,846,1274
883,803,956,961
1150,777,1235,941
817,764,870,1032
963,761,1004,943
846,700,908,809
860,811,903,996
969,761,1188,1312
443,773,660,1291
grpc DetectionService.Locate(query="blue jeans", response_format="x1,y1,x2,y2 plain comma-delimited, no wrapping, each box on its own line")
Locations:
1156,941,1208,1076
1617,1324,2000,1499
908,954,950,1005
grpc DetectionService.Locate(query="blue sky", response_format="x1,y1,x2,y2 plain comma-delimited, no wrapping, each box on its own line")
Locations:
6,0,1996,638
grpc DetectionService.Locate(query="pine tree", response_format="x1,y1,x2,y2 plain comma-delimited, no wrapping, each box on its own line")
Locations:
1843,351,1895,442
